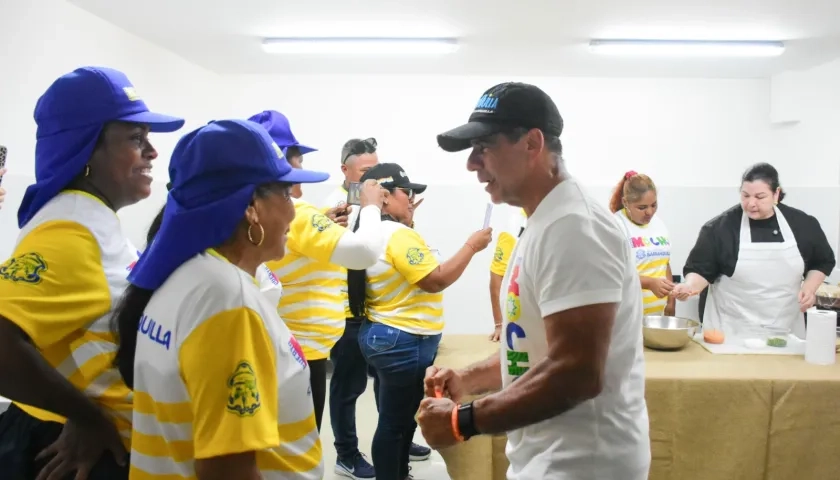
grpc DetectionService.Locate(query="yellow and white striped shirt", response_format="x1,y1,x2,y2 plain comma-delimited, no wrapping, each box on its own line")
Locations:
263,199,346,361
129,249,321,480
490,208,527,276
367,221,443,335
0,190,138,444
614,209,671,315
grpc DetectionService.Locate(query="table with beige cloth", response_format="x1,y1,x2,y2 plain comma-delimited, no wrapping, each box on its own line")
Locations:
434,334,840,480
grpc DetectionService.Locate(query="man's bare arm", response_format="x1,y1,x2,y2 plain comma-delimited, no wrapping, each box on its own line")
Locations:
459,352,503,397
471,302,616,434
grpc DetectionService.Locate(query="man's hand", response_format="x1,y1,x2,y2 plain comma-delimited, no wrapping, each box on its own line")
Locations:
35,415,127,480
413,197,424,210
325,205,350,227
424,366,466,403
416,397,460,449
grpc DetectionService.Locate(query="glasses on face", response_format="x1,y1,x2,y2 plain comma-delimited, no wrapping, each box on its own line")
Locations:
396,187,415,201
342,137,377,164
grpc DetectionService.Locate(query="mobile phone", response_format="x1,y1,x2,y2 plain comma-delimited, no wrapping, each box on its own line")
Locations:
346,181,362,206
0,145,7,188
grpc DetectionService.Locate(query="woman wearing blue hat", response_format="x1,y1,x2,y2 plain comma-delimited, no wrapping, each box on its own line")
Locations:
347,163,492,480
0,67,183,479
112,119,329,479
248,111,388,445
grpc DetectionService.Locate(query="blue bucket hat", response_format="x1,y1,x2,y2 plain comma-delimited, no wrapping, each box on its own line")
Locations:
248,110,317,156
17,66,184,228
129,119,329,290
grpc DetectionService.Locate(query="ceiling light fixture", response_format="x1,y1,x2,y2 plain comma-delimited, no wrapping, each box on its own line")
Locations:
589,39,785,57
261,37,460,55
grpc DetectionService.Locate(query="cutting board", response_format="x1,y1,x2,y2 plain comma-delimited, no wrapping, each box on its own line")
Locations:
691,333,806,356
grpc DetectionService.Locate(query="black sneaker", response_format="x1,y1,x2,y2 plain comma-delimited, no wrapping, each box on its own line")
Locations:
335,453,375,479
409,442,431,461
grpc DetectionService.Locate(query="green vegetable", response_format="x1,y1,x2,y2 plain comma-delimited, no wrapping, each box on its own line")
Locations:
766,337,788,348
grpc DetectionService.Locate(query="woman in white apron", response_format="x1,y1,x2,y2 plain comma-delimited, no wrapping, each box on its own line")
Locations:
610,170,675,316
673,163,835,340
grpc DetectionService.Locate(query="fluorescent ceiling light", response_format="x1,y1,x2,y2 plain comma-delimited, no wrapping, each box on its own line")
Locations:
261,38,459,55
589,39,785,57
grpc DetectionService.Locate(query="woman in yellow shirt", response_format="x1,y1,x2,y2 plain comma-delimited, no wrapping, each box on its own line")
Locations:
609,171,675,315
112,119,329,480
347,163,492,480
0,67,183,479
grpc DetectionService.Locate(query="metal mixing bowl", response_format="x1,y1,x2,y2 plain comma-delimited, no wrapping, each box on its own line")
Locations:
643,315,701,351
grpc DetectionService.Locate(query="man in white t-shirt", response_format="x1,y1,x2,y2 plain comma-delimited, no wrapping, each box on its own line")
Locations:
417,82,650,480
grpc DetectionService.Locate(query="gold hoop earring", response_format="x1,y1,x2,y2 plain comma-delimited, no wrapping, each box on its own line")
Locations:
84,165,91,177
247,223,265,246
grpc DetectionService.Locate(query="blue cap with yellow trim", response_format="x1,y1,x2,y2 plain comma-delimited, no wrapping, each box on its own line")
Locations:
129,119,329,290
247,110,317,156
18,66,184,227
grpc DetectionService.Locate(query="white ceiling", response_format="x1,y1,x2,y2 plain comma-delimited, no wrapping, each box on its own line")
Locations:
69,0,840,78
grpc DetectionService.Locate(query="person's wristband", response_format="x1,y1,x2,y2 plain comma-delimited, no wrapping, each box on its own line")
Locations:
457,401,479,440
464,243,477,253
451,405,465,442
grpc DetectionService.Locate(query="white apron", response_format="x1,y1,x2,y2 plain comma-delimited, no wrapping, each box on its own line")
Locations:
704,207,806,339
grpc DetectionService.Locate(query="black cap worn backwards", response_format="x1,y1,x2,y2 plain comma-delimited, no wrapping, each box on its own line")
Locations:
436,82,564,153
360,163,427,194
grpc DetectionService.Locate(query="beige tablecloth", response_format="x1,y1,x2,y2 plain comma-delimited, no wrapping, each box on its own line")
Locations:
434,335,840,480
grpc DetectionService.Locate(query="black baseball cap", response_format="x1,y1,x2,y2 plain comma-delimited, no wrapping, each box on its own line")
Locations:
361,163,427,194
436,82,563,153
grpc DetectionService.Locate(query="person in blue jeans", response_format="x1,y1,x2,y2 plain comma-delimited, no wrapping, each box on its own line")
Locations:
347,163,491,480
325,141,432,479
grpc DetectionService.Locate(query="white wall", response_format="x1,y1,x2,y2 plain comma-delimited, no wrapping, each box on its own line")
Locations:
2,1,839,335
0,0,219,252
220,75,782,187
220,74,840,334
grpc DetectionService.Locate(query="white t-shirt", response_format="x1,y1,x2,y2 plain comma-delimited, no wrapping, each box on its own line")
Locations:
500,179,650,480
323,185,362,232
613,210,671,315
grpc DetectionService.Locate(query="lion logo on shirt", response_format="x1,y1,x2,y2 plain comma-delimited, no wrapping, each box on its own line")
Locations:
406,247,424,265
493,246,503,262
311,213,333,232
226,361,261,417
0,252,48,285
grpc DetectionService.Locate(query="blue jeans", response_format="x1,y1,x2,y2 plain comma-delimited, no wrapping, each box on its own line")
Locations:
359,320,441,480
330,319,380,460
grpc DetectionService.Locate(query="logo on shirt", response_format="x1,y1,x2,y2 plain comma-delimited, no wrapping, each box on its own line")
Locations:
630,236,669,249
0,252,48,285
265,268,279,286
138,315,172,350
226,361,262,417
288,336,307,369
406,247,424,265
493,246,503,262
126,250,141,272
505,257,530,378
311,213,333,232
